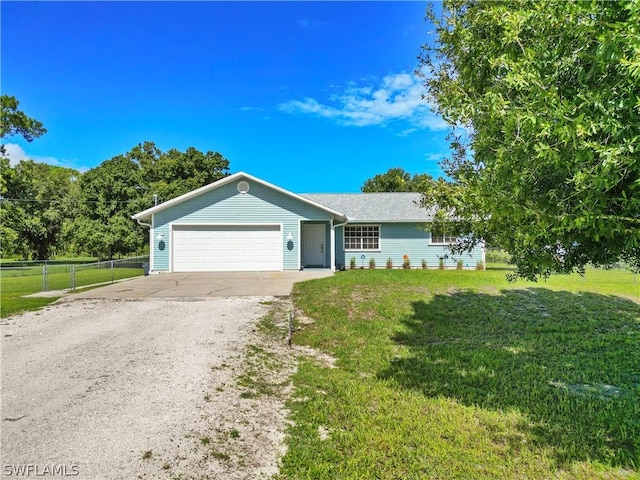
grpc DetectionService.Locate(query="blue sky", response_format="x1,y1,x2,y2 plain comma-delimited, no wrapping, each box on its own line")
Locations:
2,1,450,193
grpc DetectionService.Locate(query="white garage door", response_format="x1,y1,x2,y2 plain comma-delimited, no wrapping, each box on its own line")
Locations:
172,225,282,272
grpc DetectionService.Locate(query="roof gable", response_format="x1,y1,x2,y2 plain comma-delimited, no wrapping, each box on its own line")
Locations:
132,172,348,222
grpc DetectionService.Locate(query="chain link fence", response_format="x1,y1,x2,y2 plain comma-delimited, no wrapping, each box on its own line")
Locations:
1,256,149,293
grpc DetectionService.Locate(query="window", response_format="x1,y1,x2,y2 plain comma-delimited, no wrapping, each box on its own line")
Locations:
344,225,379,250
430,228,457,245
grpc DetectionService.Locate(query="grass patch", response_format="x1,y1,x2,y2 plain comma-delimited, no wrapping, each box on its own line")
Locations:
278,267,640,479
1,267,144,318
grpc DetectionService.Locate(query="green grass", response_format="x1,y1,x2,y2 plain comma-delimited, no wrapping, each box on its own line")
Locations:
278,266,640,479
1,267,144,318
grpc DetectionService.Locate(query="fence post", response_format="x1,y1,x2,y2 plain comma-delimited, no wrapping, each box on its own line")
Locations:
111,261,114,284
42,263,48,292
71,265,75,290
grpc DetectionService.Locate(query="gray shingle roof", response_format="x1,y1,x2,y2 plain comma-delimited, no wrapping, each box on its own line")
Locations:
301,192,435,222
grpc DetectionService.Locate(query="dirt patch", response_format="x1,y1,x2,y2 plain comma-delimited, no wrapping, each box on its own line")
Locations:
1,297,299,480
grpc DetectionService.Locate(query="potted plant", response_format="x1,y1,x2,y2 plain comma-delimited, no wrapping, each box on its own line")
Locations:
403,255,411,269
438,258,445,270
386,257,393,269
350,257,356,270
421,259,427,270
456,259,464,270
369,258,376,269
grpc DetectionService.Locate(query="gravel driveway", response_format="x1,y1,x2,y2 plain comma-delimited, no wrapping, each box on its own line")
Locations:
1,297,295,479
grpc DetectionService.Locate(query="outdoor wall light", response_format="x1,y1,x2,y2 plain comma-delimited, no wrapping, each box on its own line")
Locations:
286,232,293,241
156,232,164,241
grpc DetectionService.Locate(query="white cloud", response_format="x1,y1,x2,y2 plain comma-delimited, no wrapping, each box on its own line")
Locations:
279,72,448,131
2,143,88,171
3,144,30,165
425,152,447,162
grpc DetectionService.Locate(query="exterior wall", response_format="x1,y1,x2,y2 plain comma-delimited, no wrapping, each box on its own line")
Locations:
151,180,333,272
335,223,485,270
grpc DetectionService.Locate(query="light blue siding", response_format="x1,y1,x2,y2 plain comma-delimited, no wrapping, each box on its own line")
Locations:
151,180,333,271
335,223,484,270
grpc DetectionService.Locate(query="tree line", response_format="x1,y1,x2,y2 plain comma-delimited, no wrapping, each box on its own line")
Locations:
1,96,230,260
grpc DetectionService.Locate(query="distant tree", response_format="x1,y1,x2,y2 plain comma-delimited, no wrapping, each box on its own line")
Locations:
70,142,230,259
0,95,47,155
419,0,640,280
127,141,230,210
361,167,433,193
1,160,80,259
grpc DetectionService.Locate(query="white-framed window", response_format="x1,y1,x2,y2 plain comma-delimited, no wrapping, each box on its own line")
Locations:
344,225,380,250
430,228,457,245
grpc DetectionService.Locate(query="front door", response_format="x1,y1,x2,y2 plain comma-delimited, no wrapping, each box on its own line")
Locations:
303,224,326,267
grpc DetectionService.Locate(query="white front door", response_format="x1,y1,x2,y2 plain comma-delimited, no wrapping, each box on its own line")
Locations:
303,224,326,267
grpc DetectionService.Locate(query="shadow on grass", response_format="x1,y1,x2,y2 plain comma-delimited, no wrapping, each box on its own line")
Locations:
379,288,640,469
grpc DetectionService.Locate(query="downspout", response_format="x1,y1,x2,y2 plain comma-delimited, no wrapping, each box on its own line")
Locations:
331,216,349,271
134,217,152,274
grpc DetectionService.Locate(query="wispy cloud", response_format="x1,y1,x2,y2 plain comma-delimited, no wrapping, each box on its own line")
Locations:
3,143,88,171
279,72,447,131
425,152,447,162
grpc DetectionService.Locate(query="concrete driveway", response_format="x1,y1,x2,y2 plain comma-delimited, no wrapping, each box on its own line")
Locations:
70,270,334,299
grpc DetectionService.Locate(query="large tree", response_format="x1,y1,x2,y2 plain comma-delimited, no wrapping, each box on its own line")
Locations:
0,95,55,258
0,95,47,154
419,0,640,279
71,142,230,259
361,167,433,193
1,160,80,259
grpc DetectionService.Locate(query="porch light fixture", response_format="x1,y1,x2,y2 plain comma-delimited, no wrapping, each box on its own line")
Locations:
156,232,164,241
287,232,293,241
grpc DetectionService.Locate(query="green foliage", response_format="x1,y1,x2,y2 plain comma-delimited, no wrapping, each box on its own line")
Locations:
485,248,512,264
68,141,229,259
1,160,80,259
0,95,46,146
361,167,433,192
281,269,640,478
3,141,230,260
419,0,640,280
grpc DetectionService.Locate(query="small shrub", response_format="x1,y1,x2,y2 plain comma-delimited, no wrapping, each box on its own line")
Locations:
438,258,445,270
421,259,427,270
485,248,511,263
403,255,411,269
386,257,393,269
369,258,376,269
350,257,356,270
476,260,485,270
456,259,464,270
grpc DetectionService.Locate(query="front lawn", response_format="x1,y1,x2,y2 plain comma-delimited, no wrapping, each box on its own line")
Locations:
279,267,640,479
1,266,144,318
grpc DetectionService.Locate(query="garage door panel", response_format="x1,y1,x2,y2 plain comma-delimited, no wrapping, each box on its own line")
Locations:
172,225,282,272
